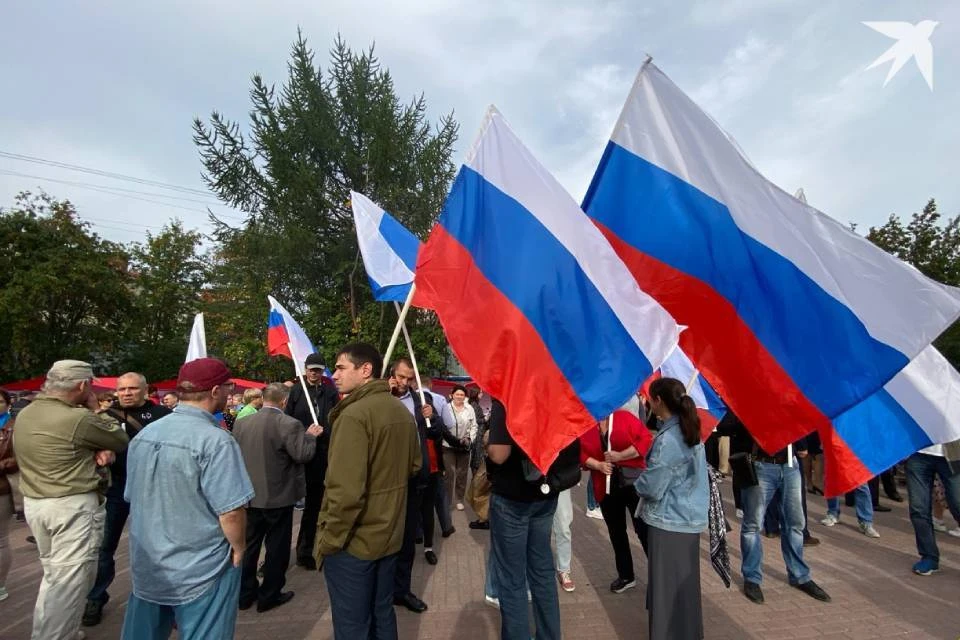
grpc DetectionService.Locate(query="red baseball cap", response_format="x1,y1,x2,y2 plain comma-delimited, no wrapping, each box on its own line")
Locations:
177,358,232,392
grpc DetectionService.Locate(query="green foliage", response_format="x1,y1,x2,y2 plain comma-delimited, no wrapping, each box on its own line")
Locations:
0,192,134,380
193,32,458,375
867,198,960,366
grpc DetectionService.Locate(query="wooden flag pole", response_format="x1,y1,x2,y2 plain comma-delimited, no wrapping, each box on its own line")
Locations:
292,345,320,427
605,414,614,495
382,284,416,377
394,301,432,429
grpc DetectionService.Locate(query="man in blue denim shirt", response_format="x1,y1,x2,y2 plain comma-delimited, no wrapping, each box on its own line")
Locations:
121,358,255,640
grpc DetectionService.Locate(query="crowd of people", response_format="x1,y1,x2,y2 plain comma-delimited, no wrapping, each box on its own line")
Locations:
0,347,959,640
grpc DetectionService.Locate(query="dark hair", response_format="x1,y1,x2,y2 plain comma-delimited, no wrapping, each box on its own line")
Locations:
467,386,481,402
0,389,10,406
98,392,116,403
450,384,468,396
648,377,700,447
338,343,384,380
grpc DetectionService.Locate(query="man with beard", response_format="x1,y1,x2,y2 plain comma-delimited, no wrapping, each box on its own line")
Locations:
285,353,339,570
83,372,171,627
121,358,254,640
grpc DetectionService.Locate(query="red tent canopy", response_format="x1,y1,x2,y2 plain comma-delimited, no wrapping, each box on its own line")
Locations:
0,376,45,392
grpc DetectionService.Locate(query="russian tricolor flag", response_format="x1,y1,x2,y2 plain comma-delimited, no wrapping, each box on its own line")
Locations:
583,62,960,493
350,191,421,303
267,295,317,376
415,106,680,472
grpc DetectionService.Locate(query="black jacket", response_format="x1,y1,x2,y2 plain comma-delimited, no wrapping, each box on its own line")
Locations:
106,400,170,489
716,411,808,458
284,378,340,484
408,390,460,484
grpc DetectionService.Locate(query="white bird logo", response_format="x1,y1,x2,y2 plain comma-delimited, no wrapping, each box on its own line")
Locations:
863,20,938,90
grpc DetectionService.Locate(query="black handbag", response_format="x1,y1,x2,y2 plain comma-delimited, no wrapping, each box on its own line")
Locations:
728,450,759,489
522,440,582,494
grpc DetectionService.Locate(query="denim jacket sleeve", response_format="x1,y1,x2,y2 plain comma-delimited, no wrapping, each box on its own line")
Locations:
633,429,681,502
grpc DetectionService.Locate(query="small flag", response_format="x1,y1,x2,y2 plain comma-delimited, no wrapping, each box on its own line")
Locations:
350,191,421,302
185,313,207,363
267,296,316,376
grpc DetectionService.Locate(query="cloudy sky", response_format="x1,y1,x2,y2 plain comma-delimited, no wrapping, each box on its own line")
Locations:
1,0,956,245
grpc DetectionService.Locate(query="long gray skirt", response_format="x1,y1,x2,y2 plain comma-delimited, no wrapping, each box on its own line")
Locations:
646,524,704,640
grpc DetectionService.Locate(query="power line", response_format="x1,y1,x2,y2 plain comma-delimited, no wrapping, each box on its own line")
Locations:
0,168,248,223
0,150,220,198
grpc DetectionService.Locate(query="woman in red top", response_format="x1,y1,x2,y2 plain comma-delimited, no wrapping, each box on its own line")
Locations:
580,408,654,594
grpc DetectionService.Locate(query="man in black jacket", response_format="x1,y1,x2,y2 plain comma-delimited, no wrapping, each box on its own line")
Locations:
284,353,340,570
83,372,170,627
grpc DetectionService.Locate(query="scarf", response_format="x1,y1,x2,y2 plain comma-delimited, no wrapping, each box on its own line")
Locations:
708,464,732,588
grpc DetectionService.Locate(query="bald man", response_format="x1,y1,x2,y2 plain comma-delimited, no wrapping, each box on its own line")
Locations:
83,372,171,628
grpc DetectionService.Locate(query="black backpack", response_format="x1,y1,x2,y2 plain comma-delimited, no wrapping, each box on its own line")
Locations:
521,439,581,495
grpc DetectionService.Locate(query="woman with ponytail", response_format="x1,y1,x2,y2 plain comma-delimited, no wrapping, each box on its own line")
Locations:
634,377,709,640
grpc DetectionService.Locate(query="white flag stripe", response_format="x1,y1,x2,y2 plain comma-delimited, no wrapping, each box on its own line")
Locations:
185,313,207,363
351,191,416,287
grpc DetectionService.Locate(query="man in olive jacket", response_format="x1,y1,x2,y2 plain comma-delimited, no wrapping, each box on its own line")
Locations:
315,343,420,640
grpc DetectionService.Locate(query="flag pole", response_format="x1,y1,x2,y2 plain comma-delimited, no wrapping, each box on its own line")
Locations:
383,284,416,377
394,301,433,429
605,414,613,495
292,345,320,427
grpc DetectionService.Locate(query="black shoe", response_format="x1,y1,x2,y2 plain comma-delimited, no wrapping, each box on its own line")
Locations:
887,493,905,503
414,536,424,545
469,520,490,530
794,580,831,602
744,581,764,604
763,530,780,538
14,510,24,523
26,535,36,545
82,601,104,627
610,577,636,594
803,536,821,547
441,527,456,538
238,597,255,611
296,556,317,571
394,592,428,613
425,550,438,565
257,591,295,613
874,504,892,512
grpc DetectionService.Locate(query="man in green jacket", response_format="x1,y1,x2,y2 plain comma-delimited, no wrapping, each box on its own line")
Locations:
315,343,420,640
14,359,129,640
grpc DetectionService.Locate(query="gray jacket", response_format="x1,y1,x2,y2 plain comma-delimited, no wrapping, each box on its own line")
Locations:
233,406,316,509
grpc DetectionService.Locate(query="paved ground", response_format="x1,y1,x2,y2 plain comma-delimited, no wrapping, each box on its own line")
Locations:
2,477,960,639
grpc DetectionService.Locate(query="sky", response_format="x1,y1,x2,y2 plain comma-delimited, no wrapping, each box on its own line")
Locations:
1,0,957,245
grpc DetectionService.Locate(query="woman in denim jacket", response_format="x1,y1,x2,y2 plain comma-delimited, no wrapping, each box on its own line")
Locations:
634,377,708,640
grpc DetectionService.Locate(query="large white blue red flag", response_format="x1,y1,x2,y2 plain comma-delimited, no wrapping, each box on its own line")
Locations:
582,61,960,493
267,295,316,376
415,106,680,472
350,191,421,303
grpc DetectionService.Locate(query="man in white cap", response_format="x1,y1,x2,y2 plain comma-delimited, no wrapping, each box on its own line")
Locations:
14,359,129,640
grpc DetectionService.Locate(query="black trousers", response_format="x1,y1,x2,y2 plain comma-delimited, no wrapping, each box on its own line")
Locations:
241,506,294,606
868,469,901,506
599,484,647,581
296,482,324,562
395,482,424,599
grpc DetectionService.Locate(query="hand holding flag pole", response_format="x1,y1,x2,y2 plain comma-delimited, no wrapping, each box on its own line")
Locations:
394,298,432,429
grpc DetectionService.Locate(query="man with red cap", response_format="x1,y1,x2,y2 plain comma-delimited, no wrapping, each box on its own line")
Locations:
120,358,255,640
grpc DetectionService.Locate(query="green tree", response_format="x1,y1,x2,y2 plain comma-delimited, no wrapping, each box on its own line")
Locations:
193,33,458,376
0,192,133,380
123,221,209,381
867,198,960,366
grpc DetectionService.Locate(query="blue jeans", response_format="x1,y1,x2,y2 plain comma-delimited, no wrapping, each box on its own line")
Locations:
88,484,129,604
490,493,560,640
740,458,811,586
827,483,873,523
586,481,599,511
121,565,240,640
906,453,960,564
325,551,398,640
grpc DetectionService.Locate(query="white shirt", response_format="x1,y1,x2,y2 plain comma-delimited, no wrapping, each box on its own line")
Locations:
446,402,478,445
920,444,944,457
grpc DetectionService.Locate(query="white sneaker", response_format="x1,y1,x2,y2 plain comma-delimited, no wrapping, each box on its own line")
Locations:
859,522,880,538
933,517,948,532
735,509,744,520
0,586,8,602
820,513,839,527
484,595,500,609
456,502,465,511
948,527,960,538
586,507,603,520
